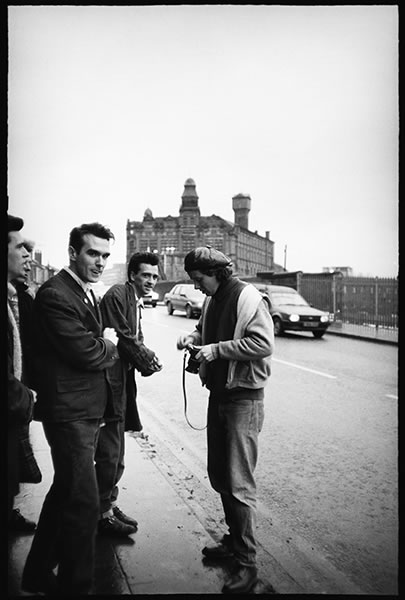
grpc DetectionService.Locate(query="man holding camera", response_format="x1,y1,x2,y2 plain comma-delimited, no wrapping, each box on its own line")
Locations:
177,246,274,594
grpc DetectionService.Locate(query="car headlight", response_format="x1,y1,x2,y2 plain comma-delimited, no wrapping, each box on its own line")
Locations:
289,314,300,322
320,315,329,323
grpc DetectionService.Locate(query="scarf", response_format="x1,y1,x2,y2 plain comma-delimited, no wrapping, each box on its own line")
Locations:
8,301,22,380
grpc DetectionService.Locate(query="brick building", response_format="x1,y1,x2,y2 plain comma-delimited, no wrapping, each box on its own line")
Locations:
126,178,281,280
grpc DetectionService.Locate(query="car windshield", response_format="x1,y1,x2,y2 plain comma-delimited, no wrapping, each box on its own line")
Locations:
270,292,309,306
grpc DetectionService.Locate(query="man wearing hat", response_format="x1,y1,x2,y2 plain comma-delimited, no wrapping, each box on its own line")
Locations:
7,214,37,530
177,246,274,594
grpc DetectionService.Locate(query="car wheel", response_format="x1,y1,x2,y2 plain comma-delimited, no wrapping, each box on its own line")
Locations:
185,304,193,319
167,302,174,315
312,330,325,338
152,302,157,308
272,317,284,336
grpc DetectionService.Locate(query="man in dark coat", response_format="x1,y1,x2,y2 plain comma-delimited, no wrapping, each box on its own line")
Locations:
9,238,42,533
7,215,36,529
22,222,119,595
95,252,162,536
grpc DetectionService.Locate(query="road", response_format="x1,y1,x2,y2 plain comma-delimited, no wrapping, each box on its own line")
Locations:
133,304,398,595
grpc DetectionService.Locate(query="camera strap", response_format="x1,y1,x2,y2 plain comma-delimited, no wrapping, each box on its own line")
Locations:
182,352,207,431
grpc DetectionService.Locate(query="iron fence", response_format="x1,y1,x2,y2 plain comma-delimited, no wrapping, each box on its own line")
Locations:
253,271,398,332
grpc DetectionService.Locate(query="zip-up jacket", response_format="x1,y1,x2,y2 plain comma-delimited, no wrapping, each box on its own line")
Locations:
187,282,274,390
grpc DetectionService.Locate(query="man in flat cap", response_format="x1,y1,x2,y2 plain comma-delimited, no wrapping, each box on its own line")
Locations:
177,246,274,594
7,214,38,531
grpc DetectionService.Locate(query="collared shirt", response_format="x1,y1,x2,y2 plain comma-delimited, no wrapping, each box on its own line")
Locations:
63,266,95,305
135,295,144,339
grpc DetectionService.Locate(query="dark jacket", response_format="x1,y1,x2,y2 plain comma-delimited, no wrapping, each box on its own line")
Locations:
100,282,157,429
32,269,119,423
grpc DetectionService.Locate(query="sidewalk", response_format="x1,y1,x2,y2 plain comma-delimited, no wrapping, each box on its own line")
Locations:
327,322,398,344
8,422,276,596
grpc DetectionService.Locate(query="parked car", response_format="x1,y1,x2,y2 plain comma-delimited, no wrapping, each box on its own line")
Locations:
143,290,159,308
252,284,332,338
164,284,205,318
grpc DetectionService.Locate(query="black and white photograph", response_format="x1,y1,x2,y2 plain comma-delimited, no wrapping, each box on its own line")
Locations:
7,4,398,596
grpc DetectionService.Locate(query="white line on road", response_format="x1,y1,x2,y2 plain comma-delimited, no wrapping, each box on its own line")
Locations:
144,316,338,379
273,358,337,379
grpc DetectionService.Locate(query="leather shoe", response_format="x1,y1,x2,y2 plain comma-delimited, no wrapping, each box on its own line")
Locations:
202,535,234,559
98,515,137,537
9,508,36,533
222,566,258,594
112,506,138,530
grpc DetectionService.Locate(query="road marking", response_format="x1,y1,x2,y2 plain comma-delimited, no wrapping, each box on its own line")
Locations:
385,394,398,400
273,358,337,379
145,315,337,379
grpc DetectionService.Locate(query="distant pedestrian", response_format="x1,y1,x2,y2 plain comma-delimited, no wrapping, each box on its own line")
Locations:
96,252,163,537
177,246,274,594
22,222,119,595
7,215,38,532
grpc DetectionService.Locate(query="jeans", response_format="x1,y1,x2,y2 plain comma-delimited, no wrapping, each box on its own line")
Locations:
95,418,125,514
207,393,264,567
23,419,101,595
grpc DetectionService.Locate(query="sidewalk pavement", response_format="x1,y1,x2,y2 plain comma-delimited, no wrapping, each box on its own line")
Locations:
8,422,276,596
327,322,398,344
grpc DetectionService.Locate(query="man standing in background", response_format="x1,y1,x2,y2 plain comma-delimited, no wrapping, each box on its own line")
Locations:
96,251,163,537
7,215,37,532
9,238,42,533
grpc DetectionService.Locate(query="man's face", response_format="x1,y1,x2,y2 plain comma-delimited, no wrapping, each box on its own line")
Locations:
8,231,31,282
69,233,111,283
130,262,159,297
188,269,220,296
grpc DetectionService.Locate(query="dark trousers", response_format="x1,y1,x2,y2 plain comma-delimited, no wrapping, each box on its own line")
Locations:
95,418,125,515
207,394,264,567
23,419,101,595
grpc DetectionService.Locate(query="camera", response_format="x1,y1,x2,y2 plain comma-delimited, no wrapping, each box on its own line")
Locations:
185,345,200,374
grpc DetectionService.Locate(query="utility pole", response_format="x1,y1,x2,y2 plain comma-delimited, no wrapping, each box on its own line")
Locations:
283,245,287,270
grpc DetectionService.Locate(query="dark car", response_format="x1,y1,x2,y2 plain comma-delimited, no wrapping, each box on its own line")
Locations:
252,283,333,338
164,284,205,319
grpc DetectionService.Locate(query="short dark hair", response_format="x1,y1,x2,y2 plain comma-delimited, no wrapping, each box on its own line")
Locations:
69,223,115,253
127,252,160,280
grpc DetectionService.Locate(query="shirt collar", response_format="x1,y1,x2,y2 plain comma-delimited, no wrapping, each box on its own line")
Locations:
7,281,17,300
63,266,92,294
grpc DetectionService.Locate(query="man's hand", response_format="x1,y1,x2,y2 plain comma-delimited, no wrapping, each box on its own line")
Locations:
150,356,163,371
177,335,195,350
103,327,118,345
141,355,163,377
195,344,218,363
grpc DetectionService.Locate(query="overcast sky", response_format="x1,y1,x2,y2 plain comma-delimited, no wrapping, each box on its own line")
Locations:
7,4,398,277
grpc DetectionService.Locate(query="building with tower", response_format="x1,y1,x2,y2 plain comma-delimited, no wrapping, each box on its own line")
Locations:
126,178,280,281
